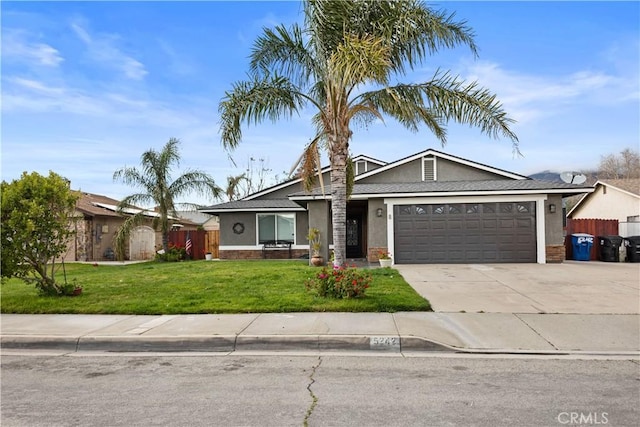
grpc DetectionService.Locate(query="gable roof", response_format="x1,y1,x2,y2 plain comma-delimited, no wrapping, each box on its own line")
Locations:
354,148,528,182
242,154,387,201
289,179,593,201
599,179,640,197
567,179,640,217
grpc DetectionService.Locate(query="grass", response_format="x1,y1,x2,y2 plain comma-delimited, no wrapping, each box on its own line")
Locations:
0,260,431,314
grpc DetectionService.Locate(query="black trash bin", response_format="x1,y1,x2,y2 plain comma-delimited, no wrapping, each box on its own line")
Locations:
623,236,640,263
598,236,623,262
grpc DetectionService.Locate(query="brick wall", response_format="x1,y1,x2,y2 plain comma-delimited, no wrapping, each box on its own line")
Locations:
220,249,308,260
546,245,565,263
367,247,388,262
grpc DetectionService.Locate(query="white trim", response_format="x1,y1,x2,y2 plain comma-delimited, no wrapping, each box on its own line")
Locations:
384,194,548,264
355,149,528,182
200,207,305,213
352,154,387,166
219,245,308,251
290,187,592,202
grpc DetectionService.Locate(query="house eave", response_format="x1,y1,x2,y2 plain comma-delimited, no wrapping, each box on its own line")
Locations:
289,187,594,201
199,207,306,214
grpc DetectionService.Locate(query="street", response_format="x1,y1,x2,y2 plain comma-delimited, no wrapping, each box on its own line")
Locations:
1,353,638,426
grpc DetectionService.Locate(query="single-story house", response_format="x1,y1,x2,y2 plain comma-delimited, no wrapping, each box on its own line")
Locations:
200,149,593,264
65,192,198,261
567,179,640,236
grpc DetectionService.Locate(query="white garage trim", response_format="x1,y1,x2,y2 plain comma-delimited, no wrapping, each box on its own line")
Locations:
384,194,548,264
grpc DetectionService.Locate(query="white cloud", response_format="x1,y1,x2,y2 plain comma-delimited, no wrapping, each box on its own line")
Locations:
456,60,637,125
2,29,64,66
70,20,147,80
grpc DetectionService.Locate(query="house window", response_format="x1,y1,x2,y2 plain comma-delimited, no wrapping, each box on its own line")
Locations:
356,160,367,175
423,156,436,181
257,214,295,243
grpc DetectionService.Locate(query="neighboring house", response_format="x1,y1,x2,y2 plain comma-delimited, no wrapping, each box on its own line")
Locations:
567,179,640,236
176,210,219,231
200,149,593,264
66,192,198,261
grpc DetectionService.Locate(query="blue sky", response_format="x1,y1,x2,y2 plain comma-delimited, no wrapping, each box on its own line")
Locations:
2,1,639,206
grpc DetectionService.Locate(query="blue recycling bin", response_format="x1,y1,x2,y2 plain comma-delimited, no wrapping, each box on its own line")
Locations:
571,233,594,261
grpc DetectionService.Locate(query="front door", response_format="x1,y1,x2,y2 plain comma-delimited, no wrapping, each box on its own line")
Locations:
346,215,362,258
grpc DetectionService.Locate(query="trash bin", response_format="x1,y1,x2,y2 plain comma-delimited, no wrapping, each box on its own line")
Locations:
623,236,640,263
571,233,594,261
598,235,623,262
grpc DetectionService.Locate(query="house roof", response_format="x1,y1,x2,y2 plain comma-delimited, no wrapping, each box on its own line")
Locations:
288,179,593,200
242,154,388,201
598,179,640,197
75,191,196,224
354,148,529,182
566,178,640,218
200,199,306,213
74,192,124,218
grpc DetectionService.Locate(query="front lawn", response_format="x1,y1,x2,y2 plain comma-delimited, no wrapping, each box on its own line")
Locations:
0,260,431,314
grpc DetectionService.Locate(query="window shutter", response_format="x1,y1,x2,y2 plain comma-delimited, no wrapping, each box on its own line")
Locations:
423,157,436,181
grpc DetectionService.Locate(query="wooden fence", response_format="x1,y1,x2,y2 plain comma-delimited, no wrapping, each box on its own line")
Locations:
565,218,619,261
168,230,219,260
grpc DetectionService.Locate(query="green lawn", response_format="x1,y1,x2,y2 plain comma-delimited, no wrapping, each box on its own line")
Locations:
0,260,431,314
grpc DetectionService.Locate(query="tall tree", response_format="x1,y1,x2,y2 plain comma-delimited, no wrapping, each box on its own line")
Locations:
1,171,78,295
219,0,518,266
598,148,640,179
113,138,222,258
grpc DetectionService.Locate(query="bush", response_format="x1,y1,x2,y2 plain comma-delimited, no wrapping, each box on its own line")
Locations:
155,244,187,262
305,265,372,298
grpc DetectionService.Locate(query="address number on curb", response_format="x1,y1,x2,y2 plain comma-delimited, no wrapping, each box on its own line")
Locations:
370,336,400,350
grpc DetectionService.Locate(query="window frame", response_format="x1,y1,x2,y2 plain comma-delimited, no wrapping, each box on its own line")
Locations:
256,213,296,244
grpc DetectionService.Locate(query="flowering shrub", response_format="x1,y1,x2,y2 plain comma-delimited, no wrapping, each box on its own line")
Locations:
305,265,372,298
378,250,392,260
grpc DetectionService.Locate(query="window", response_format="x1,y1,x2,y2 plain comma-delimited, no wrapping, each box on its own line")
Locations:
423,156,436,181
257,214,295,243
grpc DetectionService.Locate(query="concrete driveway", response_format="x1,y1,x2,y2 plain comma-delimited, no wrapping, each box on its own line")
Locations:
395,261,640,314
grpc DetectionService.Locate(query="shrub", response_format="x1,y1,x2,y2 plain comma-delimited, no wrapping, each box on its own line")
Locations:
155,244,186,262
305,265,372,298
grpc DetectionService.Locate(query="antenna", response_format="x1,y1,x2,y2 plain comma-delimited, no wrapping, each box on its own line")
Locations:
560,171,587,184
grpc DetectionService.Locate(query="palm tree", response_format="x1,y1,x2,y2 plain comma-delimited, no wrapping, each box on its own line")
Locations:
219,0,518,266
113,138,222,259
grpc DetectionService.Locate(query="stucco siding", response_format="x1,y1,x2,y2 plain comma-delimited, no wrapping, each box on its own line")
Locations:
436,158,505,181
571,186,640,222
359,159,423,183
220,212,257,245
544,195,564,245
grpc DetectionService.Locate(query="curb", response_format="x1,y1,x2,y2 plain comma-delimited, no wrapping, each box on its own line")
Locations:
2,334,455,353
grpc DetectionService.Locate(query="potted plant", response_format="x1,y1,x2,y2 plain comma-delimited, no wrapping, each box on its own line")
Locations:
307,228,324,266
378,250,392,267
205,252,213,261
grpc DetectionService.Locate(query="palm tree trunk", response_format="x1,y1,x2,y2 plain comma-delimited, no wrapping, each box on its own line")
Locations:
330,136,349,267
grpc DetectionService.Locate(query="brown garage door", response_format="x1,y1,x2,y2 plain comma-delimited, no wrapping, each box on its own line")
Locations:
394,202,536,264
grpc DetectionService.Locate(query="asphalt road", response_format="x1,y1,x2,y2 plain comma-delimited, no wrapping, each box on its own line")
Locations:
1,353,638,427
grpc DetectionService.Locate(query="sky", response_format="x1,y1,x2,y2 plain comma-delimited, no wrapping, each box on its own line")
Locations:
2,1,639,207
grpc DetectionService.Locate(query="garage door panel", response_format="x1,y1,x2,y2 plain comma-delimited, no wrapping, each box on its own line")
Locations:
394,203,536,264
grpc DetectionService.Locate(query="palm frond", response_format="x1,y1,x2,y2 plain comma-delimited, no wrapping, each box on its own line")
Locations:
250,24,316,89
218,74,310,150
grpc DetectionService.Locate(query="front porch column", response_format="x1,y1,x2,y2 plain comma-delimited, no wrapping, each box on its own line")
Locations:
307,200,331,265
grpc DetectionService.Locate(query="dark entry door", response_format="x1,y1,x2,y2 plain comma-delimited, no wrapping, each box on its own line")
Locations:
346,215,362,258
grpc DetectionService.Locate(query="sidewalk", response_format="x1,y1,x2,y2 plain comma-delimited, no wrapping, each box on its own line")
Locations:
2,312,638,355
